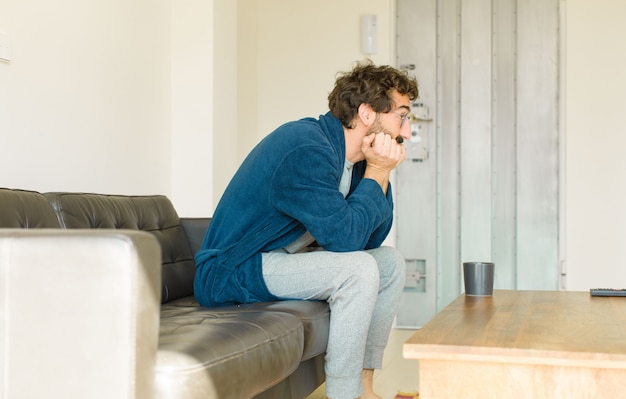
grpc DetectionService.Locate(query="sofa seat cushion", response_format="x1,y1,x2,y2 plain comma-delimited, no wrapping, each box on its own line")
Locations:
157,300,306,399
239,300,330,361
164,297,330,362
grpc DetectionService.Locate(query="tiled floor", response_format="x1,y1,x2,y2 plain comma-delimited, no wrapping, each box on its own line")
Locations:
306,328,420,399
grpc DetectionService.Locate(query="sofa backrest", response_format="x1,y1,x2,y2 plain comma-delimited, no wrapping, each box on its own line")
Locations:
44,192,196,303
0,188,60,228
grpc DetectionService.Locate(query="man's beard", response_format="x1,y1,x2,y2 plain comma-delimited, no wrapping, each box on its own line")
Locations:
366,116,393,136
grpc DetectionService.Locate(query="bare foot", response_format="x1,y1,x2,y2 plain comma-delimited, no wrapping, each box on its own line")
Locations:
359,369,382,399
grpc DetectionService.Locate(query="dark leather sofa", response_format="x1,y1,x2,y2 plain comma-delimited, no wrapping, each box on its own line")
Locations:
0,187,329,399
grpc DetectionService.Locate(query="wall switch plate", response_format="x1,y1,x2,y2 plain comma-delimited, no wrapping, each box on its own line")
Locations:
0,33,12,62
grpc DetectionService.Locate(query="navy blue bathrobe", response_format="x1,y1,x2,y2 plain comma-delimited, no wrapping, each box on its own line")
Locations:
194,112,395,307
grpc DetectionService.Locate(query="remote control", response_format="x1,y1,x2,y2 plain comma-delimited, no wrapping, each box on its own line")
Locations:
589,288,626,297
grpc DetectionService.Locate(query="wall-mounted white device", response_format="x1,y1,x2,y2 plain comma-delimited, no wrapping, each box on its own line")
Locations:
360,15,377,55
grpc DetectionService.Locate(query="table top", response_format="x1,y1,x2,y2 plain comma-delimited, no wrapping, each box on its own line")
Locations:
404,290,626,368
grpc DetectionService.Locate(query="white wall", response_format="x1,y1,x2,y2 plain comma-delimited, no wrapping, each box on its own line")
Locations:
565,0,626,290
236,0,396,156
0,0,217,217
210,1,239,209
170,0,216,215
0,0,171,196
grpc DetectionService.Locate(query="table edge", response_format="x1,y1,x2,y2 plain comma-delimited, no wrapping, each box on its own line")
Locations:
404,343,626,369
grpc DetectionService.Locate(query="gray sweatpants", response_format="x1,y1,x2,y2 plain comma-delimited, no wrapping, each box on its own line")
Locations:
261,246,406,399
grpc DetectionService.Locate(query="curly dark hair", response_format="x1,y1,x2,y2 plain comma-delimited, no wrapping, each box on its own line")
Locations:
328,60,419,129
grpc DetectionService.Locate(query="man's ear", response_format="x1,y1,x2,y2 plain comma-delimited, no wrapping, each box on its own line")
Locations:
357,103,375,127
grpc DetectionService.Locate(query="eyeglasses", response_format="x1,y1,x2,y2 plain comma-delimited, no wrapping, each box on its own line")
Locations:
393,111,411,126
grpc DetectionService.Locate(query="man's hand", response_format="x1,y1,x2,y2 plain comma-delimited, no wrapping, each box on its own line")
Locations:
361,132,406,193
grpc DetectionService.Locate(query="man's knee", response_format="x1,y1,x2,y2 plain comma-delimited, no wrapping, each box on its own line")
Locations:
368,246,406,280
340,251,381,294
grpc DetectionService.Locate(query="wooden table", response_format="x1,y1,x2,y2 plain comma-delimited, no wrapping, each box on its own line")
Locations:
403,290,626,398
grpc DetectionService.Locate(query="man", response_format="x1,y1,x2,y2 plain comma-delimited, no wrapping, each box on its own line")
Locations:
194,60,419,399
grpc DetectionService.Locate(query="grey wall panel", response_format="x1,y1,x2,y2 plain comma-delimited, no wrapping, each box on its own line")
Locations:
396,0,439,327
436,0,463,310
396,0,560,325
492,0,518,289
516,0,560,289
459,0,494,264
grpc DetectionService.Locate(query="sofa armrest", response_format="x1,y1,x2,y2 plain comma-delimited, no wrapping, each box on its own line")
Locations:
180,217,211,255
0,229,161,399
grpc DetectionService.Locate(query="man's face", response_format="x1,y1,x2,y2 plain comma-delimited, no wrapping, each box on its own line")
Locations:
365,90,412,143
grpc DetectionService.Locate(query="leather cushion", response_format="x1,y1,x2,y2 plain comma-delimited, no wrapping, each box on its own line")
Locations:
44,192,195,303
157,299,306,398
240,300,330,361
0,188,60,228
163,297,329,361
